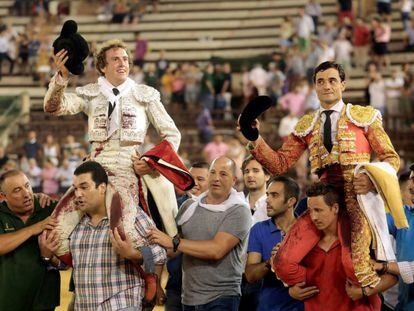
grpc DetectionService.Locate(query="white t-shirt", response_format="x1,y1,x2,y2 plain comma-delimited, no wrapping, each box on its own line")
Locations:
385,77,404,98
369,80,386,110
333,39,353,62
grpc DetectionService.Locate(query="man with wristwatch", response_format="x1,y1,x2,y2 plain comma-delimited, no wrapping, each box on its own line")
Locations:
149,156,252,311
0,170,60,311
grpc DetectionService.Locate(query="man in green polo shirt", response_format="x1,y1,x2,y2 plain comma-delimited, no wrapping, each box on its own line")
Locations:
0,170,60,311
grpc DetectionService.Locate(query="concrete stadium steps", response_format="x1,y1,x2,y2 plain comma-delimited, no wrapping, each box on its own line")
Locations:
82,27,278,42
154,0,335,12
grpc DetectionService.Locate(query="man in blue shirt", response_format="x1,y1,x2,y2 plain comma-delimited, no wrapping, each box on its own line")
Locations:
387,164,414,311
245,176,303,311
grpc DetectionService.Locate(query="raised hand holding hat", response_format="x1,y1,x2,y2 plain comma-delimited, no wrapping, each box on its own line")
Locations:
238,95,273,141
53,20,89,76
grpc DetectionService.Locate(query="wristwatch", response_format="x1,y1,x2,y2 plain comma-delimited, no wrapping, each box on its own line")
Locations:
172,234,181,252
41,256,51,263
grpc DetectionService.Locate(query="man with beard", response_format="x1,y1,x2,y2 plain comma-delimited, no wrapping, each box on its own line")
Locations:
242,155,270,224
245,176,303,311
0,170,60,311
239,156,270,311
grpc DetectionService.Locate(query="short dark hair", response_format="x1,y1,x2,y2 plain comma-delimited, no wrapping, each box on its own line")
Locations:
313,61,346,83
191,161,209,170
306,182,340,207
399,171,411,184
0,170,24,192
74,161,108,187
268,176,300,205
241,155,270,175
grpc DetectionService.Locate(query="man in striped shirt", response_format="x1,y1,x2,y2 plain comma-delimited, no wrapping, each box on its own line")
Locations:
41,161,166,310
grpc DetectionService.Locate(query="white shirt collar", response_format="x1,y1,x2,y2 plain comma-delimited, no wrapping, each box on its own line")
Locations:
320,99,344,114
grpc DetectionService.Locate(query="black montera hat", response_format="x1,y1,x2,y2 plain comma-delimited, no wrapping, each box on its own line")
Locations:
53,20,89,75
239,96,273,141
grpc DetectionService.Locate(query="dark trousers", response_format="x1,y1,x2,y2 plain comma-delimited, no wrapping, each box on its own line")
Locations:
183,296,240,311
0,52,14,79
165,290,182,311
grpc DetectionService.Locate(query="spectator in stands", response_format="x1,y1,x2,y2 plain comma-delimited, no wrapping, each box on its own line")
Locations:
23,130,42,160
404,18,414,51
249,63,268,96
28,31,40,77
41,158,58,195
37,41,52,87
17,32,29,75
144,62,158,88
200,63,215,110
222,63,233,119
226,137,246,189
279,79,307,118
400,0,413,30
111,0,129,23
305,38,323,83
156,50,169,78
369,72,386,115
245,176,304,311
20,156,30,174
0,146,9,171
171,67,186,112
43,134,60,167
196,107,214,144
295,8,314,52
241,64,254,105
377,0,392,22
267,62,286,104
0,170,60,311
213,63,226,112
97,0,114,22
203,134,229,163
63,135,81,157
129,64,144,84
385,68,404,116
372,16,391,68
278,112,299,142
333,30,353,70
287,45,306,85
185,62,202,110
127,0,143,24
337,0,353,24
133,32,148,69
305,0,322,34
279,17,294,52
13,0,33,16
0,30,14,80
352,18,370,68
161,65,174,105
149,156,252,311
317,39,335,65
318,19,338,46
27,158,42,193
56,158,73,194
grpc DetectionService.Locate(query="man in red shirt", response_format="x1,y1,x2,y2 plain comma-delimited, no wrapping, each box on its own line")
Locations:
285,183,397,311
353,18,371,68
